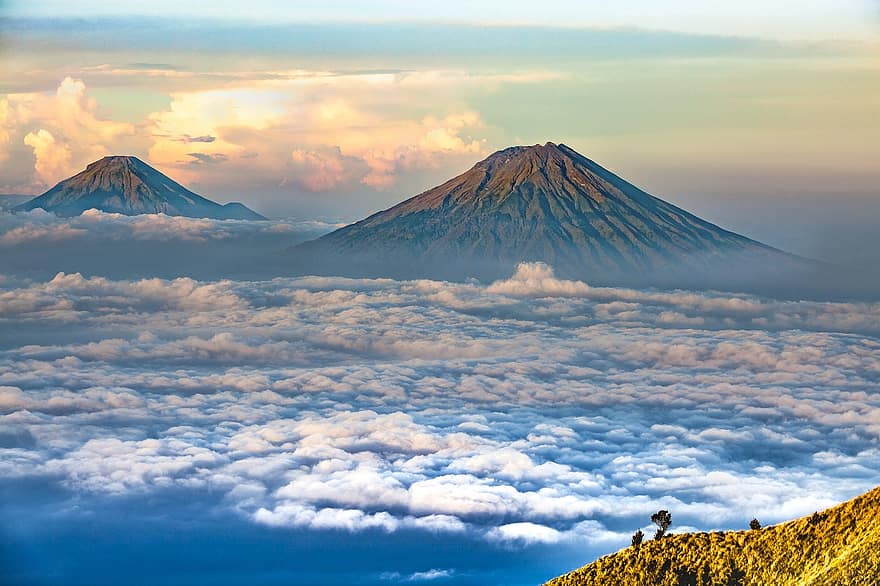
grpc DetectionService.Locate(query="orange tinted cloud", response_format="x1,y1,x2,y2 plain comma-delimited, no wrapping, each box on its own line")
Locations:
145,75,488,193
2,77,135,189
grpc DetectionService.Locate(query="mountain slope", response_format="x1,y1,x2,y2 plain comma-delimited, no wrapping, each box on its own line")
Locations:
17,156,265,220
294,143,793,281
546,486,880,586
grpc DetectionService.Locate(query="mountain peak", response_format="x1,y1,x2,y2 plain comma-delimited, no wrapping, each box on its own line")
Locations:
17,156,265,220
481,141,568,165
87,155,145,168
295,141,786,281
79,156,155,191
93,154,140,162
387,141,615,214
492,141,562,153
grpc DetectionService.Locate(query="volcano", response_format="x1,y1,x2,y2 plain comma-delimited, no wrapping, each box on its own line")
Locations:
17,156,265,220
293,142,794,282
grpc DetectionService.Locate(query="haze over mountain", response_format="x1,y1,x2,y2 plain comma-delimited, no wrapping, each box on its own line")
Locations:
16,156,266,220
546,485,880,586
0,194,32,212
294,143,800,284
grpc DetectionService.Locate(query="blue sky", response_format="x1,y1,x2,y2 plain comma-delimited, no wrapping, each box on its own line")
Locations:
6,0,880,40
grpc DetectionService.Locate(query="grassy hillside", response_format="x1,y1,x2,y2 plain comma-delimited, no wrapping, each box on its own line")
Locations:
546,486,880,586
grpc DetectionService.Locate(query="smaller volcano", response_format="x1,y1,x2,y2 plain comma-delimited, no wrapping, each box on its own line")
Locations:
17,156,265,220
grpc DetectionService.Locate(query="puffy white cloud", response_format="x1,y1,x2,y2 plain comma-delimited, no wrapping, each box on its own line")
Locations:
486,262,591,297
290,147,353,192
3,77,135,189
351,110,486,190
0,69,501,197
144,75,487,193
253,501,467,536
488,522,562,545
403,568,455,582
0,261,878,555
0,271,245,319
147,86,288,184
0,220,87,244
23,128,72,187
254,503,401,532
44,437,224,493
0,208,285,244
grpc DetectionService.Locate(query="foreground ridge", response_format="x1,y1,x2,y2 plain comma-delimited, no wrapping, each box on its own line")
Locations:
545,486,880,586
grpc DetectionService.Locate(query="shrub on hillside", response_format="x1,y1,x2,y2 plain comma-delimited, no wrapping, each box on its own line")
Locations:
651,510,672,539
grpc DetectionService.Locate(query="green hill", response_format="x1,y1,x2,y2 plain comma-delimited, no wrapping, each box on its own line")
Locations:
545,486,880,586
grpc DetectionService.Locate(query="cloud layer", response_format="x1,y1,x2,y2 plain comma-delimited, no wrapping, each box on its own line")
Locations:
0,208,342,281
1,262,877,560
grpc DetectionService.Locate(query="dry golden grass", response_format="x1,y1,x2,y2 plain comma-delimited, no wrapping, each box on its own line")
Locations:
545,486,880,586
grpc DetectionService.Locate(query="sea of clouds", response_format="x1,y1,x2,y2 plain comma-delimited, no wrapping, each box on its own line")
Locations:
1,210,878,583
2,259,878,542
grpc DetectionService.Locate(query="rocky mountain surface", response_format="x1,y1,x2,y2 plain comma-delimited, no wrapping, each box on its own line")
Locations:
17,156,265,220
294,143,795,282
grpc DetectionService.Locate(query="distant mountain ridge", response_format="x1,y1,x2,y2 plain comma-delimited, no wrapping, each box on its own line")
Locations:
17,156,265,220
0,194,32,212
293,142,796,282
545,485,880,586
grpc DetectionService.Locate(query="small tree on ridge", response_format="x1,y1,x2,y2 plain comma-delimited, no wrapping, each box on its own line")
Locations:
651,510,672,540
